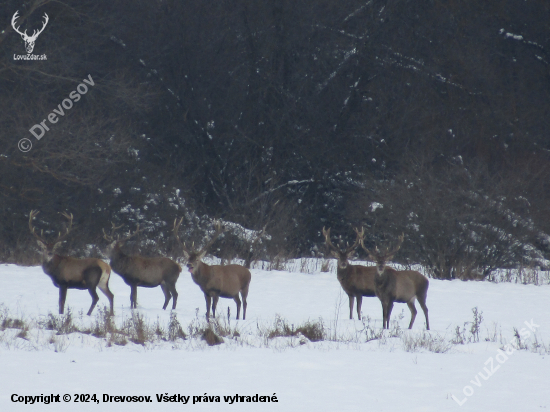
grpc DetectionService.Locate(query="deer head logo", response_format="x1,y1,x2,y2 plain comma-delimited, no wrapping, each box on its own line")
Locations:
11,11,49,54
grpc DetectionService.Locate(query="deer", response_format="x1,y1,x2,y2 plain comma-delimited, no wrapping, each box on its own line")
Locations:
361,234,430,330
174,219,251,321
11,11,49,54
29,210,114,316
103,223,181,310
322,226,377,320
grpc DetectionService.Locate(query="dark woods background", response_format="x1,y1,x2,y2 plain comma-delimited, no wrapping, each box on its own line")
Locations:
1,0,550,279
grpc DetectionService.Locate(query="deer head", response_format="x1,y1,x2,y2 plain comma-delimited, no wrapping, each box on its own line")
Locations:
173,218,225,272
361,233,404,274
102,222,142,254
29,210,73,261
12,11,49,54
322,226,365,269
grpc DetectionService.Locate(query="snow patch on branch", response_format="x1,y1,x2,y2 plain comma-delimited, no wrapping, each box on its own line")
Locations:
247,179,314,205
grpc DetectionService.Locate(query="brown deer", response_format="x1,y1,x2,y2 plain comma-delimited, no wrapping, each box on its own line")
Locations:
361,234,430,330
29,210,114,316
174,219,251,321
322,227,377,320
103,224,181,310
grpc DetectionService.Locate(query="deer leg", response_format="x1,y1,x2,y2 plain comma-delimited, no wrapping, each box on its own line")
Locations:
241,285,249,320
234,295,242,320
59,286,68,315
97,281,115,315
407,300,418,329
348,295,355,319
205,294,212,321
212,295,219,318
386,301,394,329
356,296,363,320
97,267,114,315
130,285,138,309
418,298,430,330
87,287,100,316
380,301,386,329
83,266,101,316
169,283,178,310
160,282,171,310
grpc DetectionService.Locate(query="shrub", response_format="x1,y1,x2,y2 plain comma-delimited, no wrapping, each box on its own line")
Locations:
201,326,224,346
168,312,187,341
121,312,154,345
402,331,452,353
41,309,78,335
265,316,325,342
91,306,116,338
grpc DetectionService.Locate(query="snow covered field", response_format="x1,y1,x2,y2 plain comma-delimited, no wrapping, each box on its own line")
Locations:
1,261,549,411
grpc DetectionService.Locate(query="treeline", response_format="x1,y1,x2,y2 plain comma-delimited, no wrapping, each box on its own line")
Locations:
1,0,549,278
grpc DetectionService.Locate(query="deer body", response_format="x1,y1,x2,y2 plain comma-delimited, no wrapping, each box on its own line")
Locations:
189,261,251,320
174,219,251,320
373,268,430,330
29,210,114,316
363,235,430,330
43,256,109,288
323,226,376,320
107,242,181,310
336,264,377,320
42,256,113,316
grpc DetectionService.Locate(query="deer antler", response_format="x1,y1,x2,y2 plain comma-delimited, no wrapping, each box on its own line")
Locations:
384,233,404,259
361,233,404,262
29,210,73,247
53,212,73,245
345,227,365,254
29,210,47,244
322,227,338,252
121,224,142,242
198,220,225,256
173,217,192,256
323,226,364,255
173,219,224,258
103,222,141,244
102,222,123,242
173,217,183,245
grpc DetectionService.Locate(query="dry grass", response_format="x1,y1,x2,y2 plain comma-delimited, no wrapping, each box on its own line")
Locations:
263,315,326,342
201,327,224,346
402,331,452,353
0,302,548,354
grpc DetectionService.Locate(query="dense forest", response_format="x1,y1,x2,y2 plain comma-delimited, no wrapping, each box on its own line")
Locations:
1,0,549,279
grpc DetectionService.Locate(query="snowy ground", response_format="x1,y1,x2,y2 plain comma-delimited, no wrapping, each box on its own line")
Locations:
1,261,549,411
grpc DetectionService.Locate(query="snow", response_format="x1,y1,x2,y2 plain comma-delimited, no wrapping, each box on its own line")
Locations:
370,202,383,212
505,33,524,41
1,262,549,411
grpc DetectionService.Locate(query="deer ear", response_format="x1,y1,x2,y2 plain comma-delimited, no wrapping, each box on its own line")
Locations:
36,240,47,249
198,251,207,261
182,250,189,259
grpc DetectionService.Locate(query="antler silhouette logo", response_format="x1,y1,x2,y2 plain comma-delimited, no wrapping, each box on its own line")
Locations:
11,11,49,54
